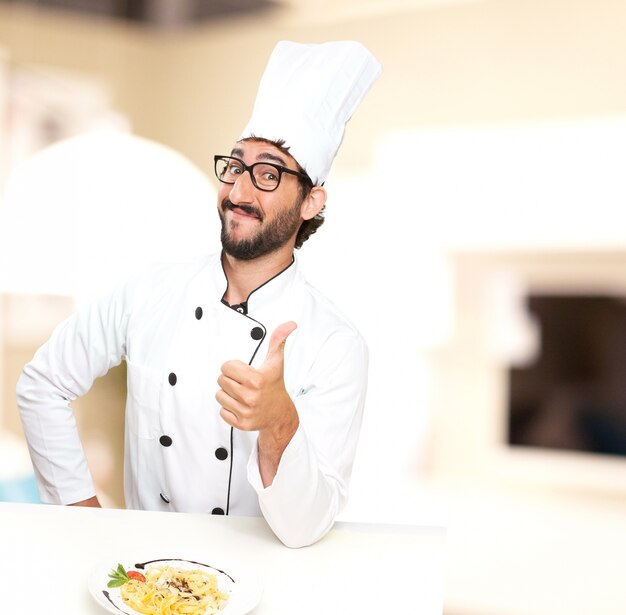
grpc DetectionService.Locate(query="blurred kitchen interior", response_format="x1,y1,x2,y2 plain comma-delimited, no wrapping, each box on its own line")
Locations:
2,1,626,614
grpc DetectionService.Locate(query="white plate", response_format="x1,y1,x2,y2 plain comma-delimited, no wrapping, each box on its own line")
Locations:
88,555,262,615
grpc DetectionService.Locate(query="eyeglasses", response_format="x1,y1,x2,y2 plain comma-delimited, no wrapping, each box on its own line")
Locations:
213,155,310,192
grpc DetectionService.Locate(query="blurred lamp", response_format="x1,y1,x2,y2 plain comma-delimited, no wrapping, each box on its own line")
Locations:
0,130,218,303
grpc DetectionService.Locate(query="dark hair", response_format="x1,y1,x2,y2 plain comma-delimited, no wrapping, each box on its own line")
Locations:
243,136,325,249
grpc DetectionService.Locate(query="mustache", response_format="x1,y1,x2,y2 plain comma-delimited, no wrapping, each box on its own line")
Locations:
221,198,263,221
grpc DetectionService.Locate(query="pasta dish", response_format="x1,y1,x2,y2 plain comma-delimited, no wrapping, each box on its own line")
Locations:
120,565,229,615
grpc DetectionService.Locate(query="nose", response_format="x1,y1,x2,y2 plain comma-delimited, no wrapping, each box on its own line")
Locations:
228,169,256,204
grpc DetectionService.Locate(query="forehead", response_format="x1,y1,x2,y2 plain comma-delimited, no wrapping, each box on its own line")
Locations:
230,139,298,169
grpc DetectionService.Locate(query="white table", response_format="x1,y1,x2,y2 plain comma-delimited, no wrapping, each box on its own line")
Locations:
0,502,445,614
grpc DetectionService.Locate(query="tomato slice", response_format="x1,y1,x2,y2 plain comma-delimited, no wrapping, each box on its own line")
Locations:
127,571,146,582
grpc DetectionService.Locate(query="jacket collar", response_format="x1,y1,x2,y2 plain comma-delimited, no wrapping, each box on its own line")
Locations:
208,251,299,314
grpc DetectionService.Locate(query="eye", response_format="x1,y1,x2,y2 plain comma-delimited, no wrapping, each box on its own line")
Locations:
255,164,280,186
227,161,243,175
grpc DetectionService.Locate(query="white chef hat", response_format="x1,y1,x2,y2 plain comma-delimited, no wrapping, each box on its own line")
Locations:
239,40,382,186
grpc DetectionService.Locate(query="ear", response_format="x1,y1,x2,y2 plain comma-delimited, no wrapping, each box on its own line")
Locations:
300,186,327,221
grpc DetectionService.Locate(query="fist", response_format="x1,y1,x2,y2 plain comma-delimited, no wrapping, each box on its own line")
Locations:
216,322,298,432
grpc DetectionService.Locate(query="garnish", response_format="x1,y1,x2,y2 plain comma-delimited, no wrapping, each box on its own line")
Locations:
128,571,146,582
107,563,133,588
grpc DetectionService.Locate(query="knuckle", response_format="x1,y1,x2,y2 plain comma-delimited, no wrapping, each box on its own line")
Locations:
248,373,263,390
239,404,252,419
242,391,258,408
239,418,253,431
220,407,237,427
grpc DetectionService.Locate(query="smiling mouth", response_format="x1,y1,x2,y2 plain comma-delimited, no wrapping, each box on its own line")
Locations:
224,201,263,221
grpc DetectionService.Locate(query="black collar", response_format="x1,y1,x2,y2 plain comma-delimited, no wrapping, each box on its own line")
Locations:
219,253,295,316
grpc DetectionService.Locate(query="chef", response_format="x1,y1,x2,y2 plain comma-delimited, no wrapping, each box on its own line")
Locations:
17,40,382,548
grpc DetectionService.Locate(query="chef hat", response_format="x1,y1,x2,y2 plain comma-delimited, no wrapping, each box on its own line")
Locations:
239,40,382,186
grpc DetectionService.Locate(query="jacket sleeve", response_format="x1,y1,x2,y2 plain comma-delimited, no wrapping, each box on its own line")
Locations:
246,330,368,548
16,282,133,505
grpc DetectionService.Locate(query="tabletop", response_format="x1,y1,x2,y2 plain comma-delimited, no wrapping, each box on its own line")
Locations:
0,501,445,614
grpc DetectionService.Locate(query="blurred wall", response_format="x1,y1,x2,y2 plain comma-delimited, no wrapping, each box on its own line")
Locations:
1,0,626,175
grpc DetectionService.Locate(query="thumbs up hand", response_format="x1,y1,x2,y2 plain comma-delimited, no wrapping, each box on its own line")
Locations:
216,321,299,435
217,322,299,485
261,321,298,375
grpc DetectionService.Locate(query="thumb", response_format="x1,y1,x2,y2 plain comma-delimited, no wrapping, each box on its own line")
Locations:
265,321,297,362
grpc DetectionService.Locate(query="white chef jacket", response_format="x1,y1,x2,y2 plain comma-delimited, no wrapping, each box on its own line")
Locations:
17,252,368,547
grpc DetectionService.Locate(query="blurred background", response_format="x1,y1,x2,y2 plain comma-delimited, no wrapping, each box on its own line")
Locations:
1,1,626,613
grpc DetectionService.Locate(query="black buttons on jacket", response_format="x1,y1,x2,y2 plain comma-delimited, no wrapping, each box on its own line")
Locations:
215,447,228,461
168,372,177,386
160,493,170,503
250,326,264,340
212,507,225,515
195,306,203,320
159,435,173,447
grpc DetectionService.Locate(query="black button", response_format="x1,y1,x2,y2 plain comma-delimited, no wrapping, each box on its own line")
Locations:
160,493,170,503
159,435,173,447
231,302,248,315
215,447,228,461
195,306,203,320
250,326,264,340
168,372,177,386
212,507,225,515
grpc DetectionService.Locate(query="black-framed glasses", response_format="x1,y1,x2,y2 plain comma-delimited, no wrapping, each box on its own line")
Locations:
214,155,310,192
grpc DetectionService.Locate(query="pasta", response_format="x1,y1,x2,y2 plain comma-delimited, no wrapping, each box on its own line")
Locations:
119,565,229,615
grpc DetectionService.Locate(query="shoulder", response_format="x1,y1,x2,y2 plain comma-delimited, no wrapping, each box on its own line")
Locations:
294,268,367,351
106,253,219,316
127,253,217,294
284,272,368,389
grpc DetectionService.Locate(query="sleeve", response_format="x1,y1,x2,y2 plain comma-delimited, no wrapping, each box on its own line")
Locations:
15,280,135,505
246,331,368,548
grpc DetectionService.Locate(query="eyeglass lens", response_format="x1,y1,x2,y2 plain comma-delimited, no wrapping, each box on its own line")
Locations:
216,158,281,191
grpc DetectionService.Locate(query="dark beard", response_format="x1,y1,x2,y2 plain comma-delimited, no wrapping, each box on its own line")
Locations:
219,197,303,260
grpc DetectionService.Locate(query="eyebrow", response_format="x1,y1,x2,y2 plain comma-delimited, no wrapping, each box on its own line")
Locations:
229,147,288,168
257,151,288,166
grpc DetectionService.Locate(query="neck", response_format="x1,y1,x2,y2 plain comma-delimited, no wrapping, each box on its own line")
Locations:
221,246,294,305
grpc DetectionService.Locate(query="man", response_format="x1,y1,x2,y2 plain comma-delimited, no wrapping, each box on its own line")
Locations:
17,40,381,548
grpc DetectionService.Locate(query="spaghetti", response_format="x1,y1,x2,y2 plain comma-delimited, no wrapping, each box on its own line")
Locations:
119,565,229,615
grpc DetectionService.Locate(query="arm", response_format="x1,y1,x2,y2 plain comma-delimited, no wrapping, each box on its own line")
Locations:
70,496,101,507
257,408,299,488
16,283,132,505
217,326,368,547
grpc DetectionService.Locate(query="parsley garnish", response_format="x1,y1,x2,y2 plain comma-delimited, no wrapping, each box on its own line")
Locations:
107,563,130,588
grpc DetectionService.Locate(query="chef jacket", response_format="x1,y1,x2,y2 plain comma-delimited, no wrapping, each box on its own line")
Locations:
17,252,368,548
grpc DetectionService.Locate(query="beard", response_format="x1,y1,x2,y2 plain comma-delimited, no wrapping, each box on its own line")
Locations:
219,197,303,260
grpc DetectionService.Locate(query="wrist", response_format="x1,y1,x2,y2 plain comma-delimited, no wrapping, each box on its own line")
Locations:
257,411,298,488
259,409,299,452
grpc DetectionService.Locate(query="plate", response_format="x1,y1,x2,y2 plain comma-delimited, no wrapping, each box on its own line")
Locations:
88,555,262,615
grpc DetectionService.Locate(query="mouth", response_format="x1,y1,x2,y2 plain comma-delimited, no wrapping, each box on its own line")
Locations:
224,200,263,221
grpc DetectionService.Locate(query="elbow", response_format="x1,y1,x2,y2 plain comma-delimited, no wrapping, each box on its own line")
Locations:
275,520,335,549
16,361,41,407
16,362,49,418
16,368,31,408
264,485,344,549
